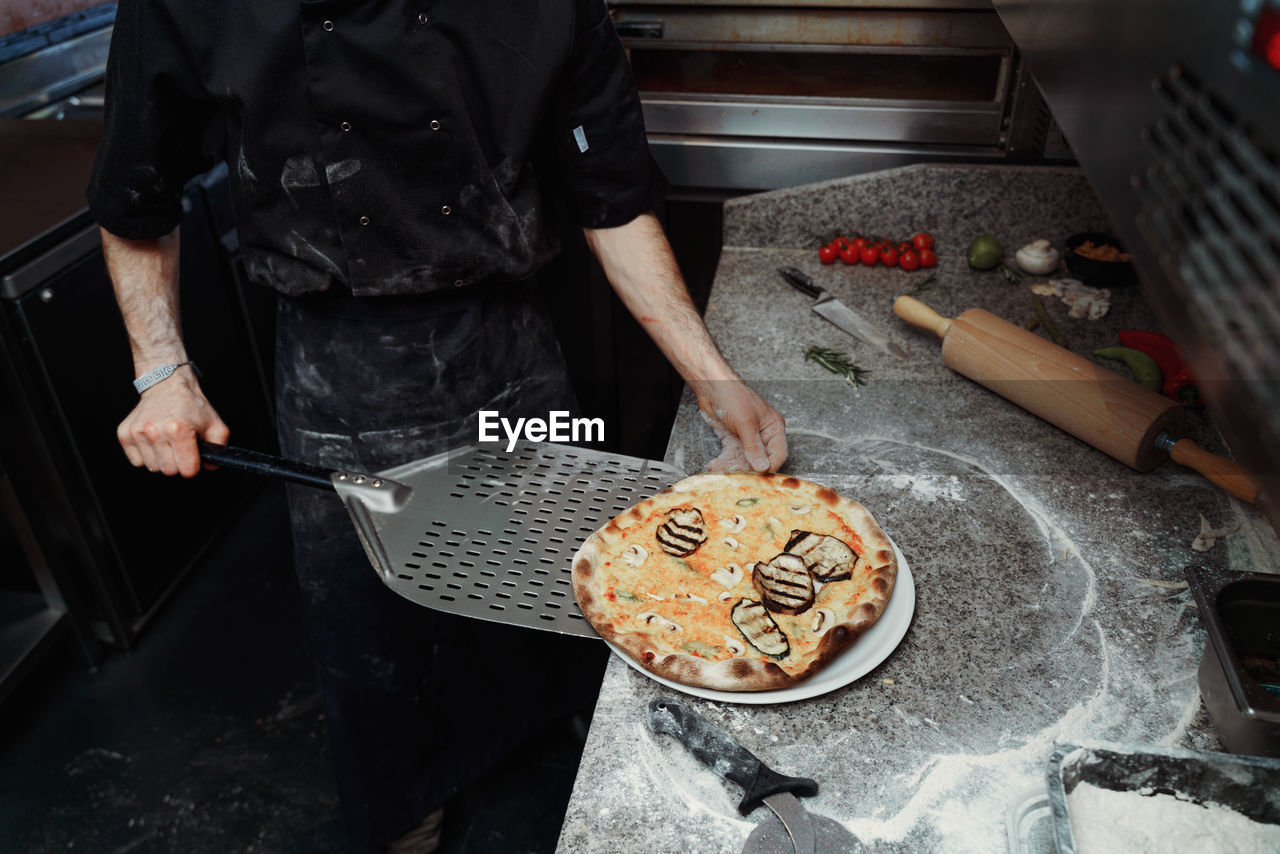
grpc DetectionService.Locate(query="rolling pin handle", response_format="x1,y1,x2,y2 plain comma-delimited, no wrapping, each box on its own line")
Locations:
1159,435,1260,504
893,295,954,340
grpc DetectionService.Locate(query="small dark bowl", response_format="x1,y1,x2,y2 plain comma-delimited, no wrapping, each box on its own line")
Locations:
1064,232,1138,287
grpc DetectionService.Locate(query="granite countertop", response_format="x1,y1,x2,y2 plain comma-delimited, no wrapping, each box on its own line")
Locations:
556,164,1279,853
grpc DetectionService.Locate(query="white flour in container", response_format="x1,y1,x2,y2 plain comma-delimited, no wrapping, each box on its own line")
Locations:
1067,782,1280,853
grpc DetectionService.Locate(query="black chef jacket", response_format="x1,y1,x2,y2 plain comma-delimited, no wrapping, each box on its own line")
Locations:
87,0,665,296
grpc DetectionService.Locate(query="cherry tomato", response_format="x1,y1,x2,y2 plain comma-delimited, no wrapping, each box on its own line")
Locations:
897,241,913,254
839,246,860,265
851,236,868,251
918,248,938,268
912,232,935,251
833,236,850,251
818,245,838,265
859,245,880,266
881,247,899,267
899,250,920,272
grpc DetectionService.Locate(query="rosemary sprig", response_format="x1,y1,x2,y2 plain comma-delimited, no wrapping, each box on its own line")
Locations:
997,264,1021,284
804,344,870,386
910,273,936,292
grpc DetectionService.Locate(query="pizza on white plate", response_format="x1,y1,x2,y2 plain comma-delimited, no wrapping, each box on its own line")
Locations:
572,472,897,691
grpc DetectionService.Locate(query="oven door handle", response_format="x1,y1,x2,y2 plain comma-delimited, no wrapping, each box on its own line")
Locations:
614,20,664,40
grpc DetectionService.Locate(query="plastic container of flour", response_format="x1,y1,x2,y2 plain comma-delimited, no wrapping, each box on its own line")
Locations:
1046,742,1280,854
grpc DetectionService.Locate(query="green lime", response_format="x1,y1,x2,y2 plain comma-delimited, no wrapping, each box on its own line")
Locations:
967,234,1003,270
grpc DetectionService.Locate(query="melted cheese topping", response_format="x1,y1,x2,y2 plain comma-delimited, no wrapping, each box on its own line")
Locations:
598,484,871,675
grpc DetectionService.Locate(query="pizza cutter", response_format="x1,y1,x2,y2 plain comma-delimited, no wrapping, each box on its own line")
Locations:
646,698,865,854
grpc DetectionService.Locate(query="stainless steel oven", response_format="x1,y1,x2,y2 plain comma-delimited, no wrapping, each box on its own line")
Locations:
610,0,1061,192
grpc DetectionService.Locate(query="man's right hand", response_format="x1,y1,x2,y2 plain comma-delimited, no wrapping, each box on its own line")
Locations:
117,366,229,478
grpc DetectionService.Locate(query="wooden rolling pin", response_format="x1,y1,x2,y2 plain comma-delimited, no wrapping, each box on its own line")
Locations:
894,295,1259,503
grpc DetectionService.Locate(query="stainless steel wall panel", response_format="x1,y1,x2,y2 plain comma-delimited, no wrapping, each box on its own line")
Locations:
648,135,1004,191
642,98,1006,145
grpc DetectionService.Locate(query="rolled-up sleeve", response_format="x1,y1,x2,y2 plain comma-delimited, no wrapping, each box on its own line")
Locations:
86,0,219,239
549,0,666,229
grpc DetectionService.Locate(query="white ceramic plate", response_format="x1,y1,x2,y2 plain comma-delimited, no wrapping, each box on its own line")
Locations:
609,537,916,704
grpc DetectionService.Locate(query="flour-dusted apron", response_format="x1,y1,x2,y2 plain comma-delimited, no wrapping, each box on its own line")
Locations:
274,282,608,851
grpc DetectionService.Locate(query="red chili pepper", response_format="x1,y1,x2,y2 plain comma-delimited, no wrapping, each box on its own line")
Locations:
1117,330,1201,406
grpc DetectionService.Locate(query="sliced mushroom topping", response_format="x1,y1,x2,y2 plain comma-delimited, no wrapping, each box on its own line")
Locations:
710,563,743,588
785,530,858,582
718,591,734,602
722,635,746,656
790,504,813,515
645,592,666,601
622,544,648,567
637,612,682,633
811,608,837,636
719,514,746,533
722,536,740,549
656,507,707,557
681,592,708,605
731,599,790,659
752,553,816,615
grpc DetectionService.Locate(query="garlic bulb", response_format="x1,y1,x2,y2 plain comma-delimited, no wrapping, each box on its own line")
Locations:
1015,239,1060,275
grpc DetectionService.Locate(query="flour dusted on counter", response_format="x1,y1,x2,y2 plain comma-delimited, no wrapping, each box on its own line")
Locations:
1067,782,1280,854
883,474,965,503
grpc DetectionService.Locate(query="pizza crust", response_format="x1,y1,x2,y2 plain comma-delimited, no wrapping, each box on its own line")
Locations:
572,472,898,692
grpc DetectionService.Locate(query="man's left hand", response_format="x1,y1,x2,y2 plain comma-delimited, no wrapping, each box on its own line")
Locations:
696,380,788,473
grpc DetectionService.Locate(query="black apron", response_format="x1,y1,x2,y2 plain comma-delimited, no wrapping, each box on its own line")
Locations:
274,282,607,851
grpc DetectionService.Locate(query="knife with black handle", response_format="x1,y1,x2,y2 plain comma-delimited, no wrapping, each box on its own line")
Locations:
779,267,907,359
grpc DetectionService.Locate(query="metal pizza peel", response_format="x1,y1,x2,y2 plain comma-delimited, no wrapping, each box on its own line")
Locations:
646,698,865,854
198,440,684,637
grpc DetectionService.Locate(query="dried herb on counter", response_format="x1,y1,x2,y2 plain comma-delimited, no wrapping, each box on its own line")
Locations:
804,345,869,386
910,273,936,293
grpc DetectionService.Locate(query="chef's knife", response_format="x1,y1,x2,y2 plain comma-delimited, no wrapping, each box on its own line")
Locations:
779,266,908,359
646,698,864,854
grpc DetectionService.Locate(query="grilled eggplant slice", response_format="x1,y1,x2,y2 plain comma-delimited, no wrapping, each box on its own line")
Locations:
752,553,815,615
655,507,707,557
785,530,858,582
731,598,790,659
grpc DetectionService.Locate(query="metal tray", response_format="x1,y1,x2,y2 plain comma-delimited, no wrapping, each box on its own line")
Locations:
1046,741,1280,854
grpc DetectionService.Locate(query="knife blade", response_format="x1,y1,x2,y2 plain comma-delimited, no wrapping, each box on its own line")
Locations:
763,792,817,854
778,266,907,359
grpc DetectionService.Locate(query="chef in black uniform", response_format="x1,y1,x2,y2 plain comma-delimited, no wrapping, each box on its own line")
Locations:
88,1,788,851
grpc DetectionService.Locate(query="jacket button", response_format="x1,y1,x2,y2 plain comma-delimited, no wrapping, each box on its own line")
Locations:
454,280,464,288
418,12,429,24
340,121,352,132
429,119,441,131
441,205,452,216
323,20,334,31
359,216,370,226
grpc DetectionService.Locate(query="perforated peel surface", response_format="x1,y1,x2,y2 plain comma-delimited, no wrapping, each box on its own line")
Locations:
340,442,684,637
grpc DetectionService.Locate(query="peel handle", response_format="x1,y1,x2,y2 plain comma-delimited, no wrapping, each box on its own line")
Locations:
646,697,818,815
196,440,337,491
893,295,954,340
